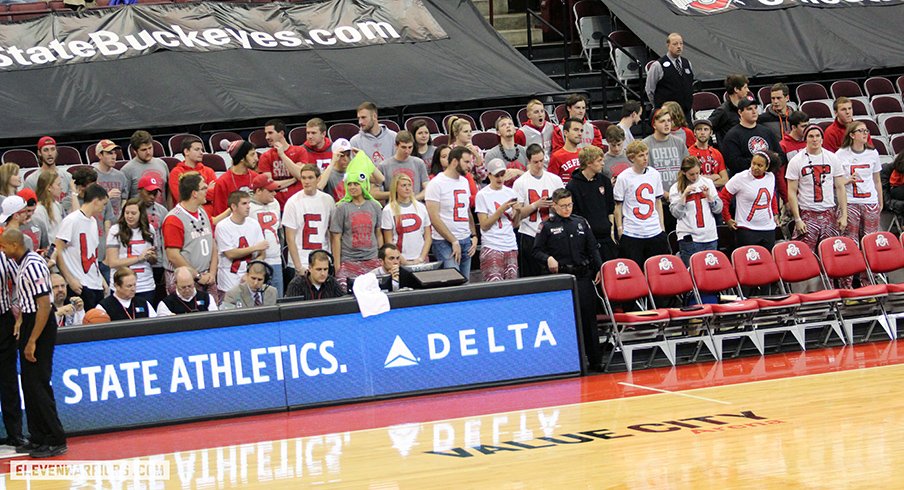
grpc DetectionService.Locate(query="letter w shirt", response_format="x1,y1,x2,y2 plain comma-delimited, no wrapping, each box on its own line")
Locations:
56,210,103,290
614,167,664,238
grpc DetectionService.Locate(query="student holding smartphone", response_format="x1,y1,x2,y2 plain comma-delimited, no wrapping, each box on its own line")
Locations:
475,159,522,281
669,156,722,266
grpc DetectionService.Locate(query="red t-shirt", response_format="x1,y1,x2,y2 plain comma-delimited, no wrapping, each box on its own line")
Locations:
168,161,217,217
302,138,333,171
258,146,308,208
688,145,726,179
212,169,259,217
547,148,581,183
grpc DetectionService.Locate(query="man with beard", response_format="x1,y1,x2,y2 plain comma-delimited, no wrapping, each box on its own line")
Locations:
425,146,478,279
212,139,259,216
350,101,397,165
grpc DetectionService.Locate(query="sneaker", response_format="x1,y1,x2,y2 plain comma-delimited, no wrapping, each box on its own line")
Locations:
29,444,68,458
0,437,27,447
15,441,39,453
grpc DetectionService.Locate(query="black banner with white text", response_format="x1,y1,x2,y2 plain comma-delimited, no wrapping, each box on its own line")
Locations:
664,0,904,16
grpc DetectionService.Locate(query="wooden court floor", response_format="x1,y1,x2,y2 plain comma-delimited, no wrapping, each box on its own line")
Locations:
5,341,904,489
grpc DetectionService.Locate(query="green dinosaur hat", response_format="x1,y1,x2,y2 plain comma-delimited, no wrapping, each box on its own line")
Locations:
340,151,378,203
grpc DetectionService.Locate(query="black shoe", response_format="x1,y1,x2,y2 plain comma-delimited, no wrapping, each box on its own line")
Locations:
15,441,39,453
1,436,28,447
29,444,68,458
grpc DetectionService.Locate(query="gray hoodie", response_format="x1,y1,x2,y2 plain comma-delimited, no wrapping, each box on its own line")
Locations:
350,124,398,165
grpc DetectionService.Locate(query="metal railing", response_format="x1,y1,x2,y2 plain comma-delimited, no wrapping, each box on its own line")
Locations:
525,8,571,89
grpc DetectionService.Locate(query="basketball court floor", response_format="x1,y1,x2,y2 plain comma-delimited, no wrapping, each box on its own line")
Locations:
3,339,903,488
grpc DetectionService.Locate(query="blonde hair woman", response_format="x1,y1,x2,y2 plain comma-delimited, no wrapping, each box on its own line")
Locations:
381,173,431,264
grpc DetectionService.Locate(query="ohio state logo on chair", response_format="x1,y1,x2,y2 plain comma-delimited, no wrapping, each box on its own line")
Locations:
670,0,734,14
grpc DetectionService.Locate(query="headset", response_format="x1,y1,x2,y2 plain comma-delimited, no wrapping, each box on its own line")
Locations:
248,260,274,286
309,250,335,276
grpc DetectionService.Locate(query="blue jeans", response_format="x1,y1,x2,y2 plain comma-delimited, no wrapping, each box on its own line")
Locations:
269,264,284,298
432,237,472,281
678,238,718,267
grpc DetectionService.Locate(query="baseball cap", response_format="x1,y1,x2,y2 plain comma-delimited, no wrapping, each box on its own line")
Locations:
17,188,37,205
485,158,507,176
737,98,758,111
37,136,56,150
0,195,25,223
332,138,352,154
138,172,163,192
95,139,120,154
692,119,712,129
252,173,279,191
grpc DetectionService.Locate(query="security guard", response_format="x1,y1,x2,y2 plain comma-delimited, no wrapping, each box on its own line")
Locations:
532,188,604,371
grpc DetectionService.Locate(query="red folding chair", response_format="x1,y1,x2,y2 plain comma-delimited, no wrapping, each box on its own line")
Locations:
731,246,805,350
817,236,891,342
861,231,904,337
599,259,671,371
770,241,845,346
644,255,717,362
688,251,761,358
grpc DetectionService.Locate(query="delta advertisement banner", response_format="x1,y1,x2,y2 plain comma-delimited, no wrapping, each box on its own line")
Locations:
50,290,580,434
664,0,904,16
0,0,448,71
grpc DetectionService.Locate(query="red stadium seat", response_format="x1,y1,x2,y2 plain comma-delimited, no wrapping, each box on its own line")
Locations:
850,99,870,117
896,75,904,97
248,129,268,149
688,250,761,358
865,76,896,99
2,149,38,168
795,82,830,104
757,86,772,107
817,236,891,342
208,131,242,153
405,116,441,135
692,91,720,120
599,258,671,370
872,95,904,128
554,104,567,125
161,157,181,173
470,132,500,151
201,153,227,175
55,145,83,166
872,138,889,156
589,120,612,141
379,120,401,132
478,110,510,132
830,80,864,99
861,231,904,337
167,133,203,157
432,134,449,147
114,160,128,171
880,114,904,137
799,100,833,119
327,123,359,142
891,135,904,156
643,255,717,362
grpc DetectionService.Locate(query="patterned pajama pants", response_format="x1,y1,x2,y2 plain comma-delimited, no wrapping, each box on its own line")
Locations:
480,247,518,281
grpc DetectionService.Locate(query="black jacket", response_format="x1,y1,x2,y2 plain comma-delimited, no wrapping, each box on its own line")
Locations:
286,274,345,301
708,99,740,148
532,214,603,276
881,162,904,215
566,168,615,239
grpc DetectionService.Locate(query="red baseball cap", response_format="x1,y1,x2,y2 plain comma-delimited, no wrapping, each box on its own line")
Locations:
138,172,163,192
17,188,37,205
252,173,279,191
37,136,56,150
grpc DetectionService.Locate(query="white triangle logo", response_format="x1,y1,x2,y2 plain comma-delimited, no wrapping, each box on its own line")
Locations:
384,335,419,368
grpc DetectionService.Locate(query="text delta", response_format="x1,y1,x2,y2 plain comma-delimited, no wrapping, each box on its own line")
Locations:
426,321,558,361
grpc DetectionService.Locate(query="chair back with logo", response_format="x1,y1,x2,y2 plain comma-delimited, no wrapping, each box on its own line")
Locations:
731,245,783,290
601,258,651,304
644,255,693,298
772,240,824,284
818,236,865,280
689,250,740,295
861,232,904,276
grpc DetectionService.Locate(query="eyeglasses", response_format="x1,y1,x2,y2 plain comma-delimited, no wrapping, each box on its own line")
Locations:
853,128,870,134
555,203,574,209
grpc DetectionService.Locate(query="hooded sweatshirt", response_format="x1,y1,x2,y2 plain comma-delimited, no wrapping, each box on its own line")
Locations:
350,125,397,165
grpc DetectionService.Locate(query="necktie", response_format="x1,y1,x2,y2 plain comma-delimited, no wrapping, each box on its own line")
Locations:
675,57,682,72
254,291,263,306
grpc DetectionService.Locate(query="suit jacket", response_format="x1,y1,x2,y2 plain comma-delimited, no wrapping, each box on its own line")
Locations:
221,283,277,309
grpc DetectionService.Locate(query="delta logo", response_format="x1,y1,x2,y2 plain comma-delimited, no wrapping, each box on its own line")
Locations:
669,0,734,14
383,322,560,369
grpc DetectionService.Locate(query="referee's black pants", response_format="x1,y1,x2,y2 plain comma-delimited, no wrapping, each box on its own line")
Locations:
0,310,22,441
19,312,65,446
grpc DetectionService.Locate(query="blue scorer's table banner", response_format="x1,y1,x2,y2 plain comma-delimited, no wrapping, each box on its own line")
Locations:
52,289,579,433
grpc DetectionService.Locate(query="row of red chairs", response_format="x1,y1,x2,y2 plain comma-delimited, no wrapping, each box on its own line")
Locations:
598,232,904,371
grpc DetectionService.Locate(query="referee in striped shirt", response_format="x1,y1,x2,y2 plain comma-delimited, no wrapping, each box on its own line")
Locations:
0,229,66,458
0,239,24,449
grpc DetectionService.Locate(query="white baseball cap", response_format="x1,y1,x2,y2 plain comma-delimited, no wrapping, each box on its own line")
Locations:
0,195,26,223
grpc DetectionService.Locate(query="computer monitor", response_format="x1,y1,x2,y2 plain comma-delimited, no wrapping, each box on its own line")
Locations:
399,264,466,289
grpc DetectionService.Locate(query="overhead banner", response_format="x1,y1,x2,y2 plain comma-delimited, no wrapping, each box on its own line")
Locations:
665,0,904,16
0,0,447,71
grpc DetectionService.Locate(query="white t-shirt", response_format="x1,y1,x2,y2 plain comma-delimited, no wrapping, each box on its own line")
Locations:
512,171,564,237
215,217,266,292
106,225,155,293
724,170,777,231
614,167,664,239
249,200,283,266
475,185,519,251
785,149,844,211
834,147,882,205
282,190,336,269
381,201,431,261
425,173,472,241
56,210,103,290
668,178,719,243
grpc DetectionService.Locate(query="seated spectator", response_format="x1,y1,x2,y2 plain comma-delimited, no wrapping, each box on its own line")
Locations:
881,152,904,218
669,156,722,266
350,101,397,165
662,101,694,148
93,139,130,220
94,267,157,321
121,130,169,206
285,250,345,301
105,197,157,306
329,171,383,288
249,175,284,297
758,83,793,140
483,116,527,185
617,100,642,145
368,244,401,291
259,118,307,207
222,262,277,309
514,99,555,162
824,96,873,153
52,273,84,327
687,119,727,189
55,184,109,310
551,94,603,153
426,146,478,280
719,151,780,250
168,137,217,219
476,159,522,281
410,119,435,164
215,191,268,297
374,130,429,201
566,145,617,261
285,164,336,277
156,266,218,316
614,140,669,266
300,118,333,171
24,136,74,203
548,118,584,184
382,174,431,265
709,74,750,146
212,139,258,216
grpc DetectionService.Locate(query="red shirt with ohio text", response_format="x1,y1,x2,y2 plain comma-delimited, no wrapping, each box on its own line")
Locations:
547,148,582,184
258,145,308,208
425,173,472,241
688,145,726,180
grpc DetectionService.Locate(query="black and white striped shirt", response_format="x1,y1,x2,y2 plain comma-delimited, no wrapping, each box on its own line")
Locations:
14,251,51,314
0,252,16,314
